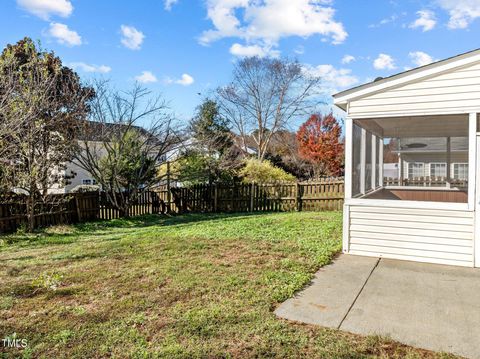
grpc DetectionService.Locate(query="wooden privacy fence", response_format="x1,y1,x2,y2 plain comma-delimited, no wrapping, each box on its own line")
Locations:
0,180,344,233
98,191,163,220
0,193,96,233
0,191,162,233
156,178,344,214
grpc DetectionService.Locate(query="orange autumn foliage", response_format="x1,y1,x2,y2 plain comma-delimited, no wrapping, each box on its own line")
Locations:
296,113,344,177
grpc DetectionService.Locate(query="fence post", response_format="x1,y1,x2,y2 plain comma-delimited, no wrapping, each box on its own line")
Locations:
166,161,172,214
74,194,82,222
250,182,255,212
214,184,218,213
296,182,302,212
294,182,298,211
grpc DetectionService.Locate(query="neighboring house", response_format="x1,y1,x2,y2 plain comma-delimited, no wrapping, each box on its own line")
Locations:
382,163,398,178
50,121,176,194
56,150,102,193
334,48,480,268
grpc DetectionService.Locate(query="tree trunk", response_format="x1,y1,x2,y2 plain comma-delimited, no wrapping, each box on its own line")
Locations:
27,192,35,232
119,205,130,218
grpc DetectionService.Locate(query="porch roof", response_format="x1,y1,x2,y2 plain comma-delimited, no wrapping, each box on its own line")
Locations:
355,114,469,138
333,48,480,111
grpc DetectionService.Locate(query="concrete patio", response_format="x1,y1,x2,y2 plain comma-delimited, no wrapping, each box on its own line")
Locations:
275,254,480,359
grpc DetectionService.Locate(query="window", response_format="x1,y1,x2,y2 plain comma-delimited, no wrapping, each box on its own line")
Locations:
82,179,97,185
454,163,468,180
408,163,424,179
430,163,446,178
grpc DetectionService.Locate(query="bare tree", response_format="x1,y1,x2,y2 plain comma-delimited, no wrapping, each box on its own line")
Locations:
217,57,322,161
74,81,182,217
0,38,94,231
0,64,15,169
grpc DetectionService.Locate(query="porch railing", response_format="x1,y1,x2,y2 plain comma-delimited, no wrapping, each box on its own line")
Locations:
384,176,468,188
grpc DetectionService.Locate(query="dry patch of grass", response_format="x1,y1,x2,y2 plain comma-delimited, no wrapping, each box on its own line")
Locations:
0,212,458,358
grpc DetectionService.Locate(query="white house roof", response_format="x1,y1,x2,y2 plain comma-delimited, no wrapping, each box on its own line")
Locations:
333,48,480,111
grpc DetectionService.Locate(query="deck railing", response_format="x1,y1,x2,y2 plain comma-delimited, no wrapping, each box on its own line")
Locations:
384,176,468,187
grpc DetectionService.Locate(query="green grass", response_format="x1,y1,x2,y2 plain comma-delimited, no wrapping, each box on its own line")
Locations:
0,212,456,358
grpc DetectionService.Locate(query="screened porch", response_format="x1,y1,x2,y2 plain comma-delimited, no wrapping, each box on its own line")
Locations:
349,114,471,204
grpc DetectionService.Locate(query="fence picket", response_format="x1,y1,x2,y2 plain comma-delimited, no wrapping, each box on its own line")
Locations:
0,179,344,233
164,179,345,215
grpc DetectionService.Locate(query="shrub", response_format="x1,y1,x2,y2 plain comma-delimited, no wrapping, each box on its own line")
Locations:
70,185,100,193
158,151,238,185
239,159,296,183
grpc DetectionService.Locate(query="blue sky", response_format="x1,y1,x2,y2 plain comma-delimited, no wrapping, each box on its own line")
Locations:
1,0,480,126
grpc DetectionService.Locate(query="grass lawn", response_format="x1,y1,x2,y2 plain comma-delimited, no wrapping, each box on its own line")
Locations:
0,212,455,358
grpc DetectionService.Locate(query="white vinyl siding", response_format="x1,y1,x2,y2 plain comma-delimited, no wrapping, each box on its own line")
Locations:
348,62,480,117
347,205,474,267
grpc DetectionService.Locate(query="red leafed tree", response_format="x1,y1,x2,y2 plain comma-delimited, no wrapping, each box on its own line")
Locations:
296,113,344,178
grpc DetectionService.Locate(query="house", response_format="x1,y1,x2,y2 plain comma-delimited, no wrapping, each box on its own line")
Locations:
50,121,178,194
384,137,468,186
334,48,480,267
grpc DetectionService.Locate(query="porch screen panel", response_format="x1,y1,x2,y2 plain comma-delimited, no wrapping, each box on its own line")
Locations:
376,137,381,187
352,123,362,197
365,133,372,192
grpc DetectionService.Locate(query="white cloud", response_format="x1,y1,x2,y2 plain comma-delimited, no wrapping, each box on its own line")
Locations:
17,0,73,20
409,10,436,31
229,43,279,58
120,25,145,50
165,73,195,86
69,62,111,73
369,14,398,28
164,0,179,10
373,53,396,70
294,45,305,55
341,55,355,64
135,71,158,84
199,0,347,49
46,22,82,46
176,74,195,86
409,51,435,67
303,64,359,94
437,0,480,29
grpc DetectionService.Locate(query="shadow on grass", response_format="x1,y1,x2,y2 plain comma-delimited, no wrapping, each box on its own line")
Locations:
75,212,275,232
0,212,281,248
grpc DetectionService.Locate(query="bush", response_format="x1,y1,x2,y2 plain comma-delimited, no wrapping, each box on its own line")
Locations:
70,185,100,193
239,159,296,183
158,151,238,185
